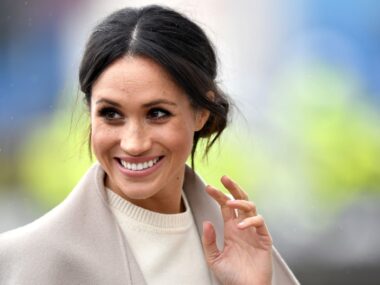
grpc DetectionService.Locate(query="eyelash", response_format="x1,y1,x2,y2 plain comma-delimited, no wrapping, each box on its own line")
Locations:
147,108,172,121
97,107,171,122
97,107,122,121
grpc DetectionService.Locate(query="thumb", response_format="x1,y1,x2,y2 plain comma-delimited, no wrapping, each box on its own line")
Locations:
202,221,221,264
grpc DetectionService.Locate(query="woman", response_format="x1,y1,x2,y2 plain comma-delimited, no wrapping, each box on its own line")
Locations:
0,5,299,285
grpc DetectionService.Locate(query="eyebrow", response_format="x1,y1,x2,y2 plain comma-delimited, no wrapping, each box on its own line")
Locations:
142,99,177,108
95,98,177,108
95,98,121,107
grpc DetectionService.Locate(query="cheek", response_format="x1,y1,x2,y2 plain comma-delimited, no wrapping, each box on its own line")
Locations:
90,131,104,159
161,121,195,159
91,123,118,156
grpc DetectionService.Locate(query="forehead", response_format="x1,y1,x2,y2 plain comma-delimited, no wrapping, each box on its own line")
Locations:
91,56,185,103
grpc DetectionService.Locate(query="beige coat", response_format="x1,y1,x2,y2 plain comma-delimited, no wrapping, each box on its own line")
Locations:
0,163,299,284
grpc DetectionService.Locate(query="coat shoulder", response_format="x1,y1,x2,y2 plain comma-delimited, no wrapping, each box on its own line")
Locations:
0,219,103,285
0,165,122,285
0,213,68,284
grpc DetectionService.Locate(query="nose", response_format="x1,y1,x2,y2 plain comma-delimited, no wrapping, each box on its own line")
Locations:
120,120,152,156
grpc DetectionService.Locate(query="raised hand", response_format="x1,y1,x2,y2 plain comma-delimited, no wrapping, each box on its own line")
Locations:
202,175,273,285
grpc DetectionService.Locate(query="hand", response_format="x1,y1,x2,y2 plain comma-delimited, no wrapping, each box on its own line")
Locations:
202,176,273,285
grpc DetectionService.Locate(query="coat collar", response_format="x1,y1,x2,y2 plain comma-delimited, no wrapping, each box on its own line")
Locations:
182,166,225,250
81,163,223,284
60,163,297,285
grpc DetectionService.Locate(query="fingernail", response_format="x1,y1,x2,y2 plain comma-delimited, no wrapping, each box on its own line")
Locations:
238,221,245,227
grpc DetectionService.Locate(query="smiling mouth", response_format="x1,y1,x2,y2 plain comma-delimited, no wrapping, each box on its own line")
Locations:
117,157,163,171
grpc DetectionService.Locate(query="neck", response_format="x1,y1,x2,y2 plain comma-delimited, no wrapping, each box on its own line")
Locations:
105,170,186,214
126,190,185,214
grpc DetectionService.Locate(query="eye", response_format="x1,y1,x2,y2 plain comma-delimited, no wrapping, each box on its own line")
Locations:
97,107,123,121
147,108,171,121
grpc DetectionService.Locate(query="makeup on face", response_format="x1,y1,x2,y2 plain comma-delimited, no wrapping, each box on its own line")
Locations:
90,56,208,213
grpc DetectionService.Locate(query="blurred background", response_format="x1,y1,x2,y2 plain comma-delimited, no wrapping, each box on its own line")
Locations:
1,0,379,284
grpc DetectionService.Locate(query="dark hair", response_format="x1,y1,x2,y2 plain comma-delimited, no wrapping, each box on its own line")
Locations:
79,5,230,167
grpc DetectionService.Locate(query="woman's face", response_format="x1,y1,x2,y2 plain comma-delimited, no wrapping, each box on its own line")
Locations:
90,56,209,213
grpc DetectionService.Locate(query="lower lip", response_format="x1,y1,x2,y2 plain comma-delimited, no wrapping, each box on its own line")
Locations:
115,157,164,178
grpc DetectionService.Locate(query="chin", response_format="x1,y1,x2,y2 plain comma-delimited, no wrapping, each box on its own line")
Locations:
120,188,157,200
115,179,161,200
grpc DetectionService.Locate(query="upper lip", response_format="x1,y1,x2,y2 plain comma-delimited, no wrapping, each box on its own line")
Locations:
116,156,162,163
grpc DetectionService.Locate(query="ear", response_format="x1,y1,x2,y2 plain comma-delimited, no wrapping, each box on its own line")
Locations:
194,91,214,131
194,108,210,131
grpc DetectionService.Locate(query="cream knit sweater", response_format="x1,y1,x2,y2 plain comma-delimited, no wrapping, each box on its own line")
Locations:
106,188,214,285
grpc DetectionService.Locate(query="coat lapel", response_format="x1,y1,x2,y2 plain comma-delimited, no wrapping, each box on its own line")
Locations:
65,163,146,284
183,166,225,251
73,163,222,285
182,166,300,285
77,164,298,285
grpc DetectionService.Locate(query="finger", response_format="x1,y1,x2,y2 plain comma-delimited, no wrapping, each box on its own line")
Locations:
206,185,235,221
225,200,257,217
202,221,221,264
237,215,270,236
205,185,231,205
221,176,251,218
221,175,249,201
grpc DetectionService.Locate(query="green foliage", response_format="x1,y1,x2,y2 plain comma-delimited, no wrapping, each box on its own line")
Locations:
278,64,380,205
191,132,258,195
18,110,92,209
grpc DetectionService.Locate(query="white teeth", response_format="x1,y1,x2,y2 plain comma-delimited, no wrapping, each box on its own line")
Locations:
120,157,160,171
